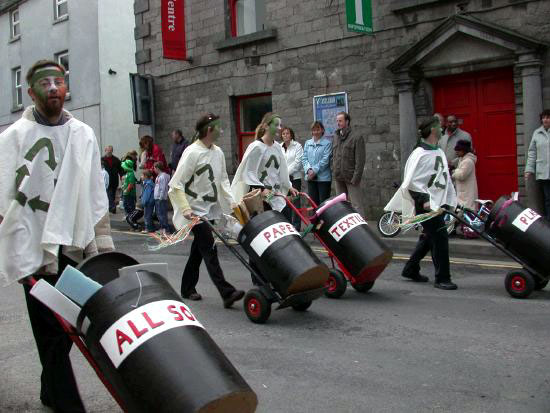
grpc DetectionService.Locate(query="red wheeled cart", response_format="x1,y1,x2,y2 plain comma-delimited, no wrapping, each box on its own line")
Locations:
284,193,393,298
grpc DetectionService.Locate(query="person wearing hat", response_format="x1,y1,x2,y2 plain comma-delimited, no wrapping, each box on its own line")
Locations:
121,158,137,217
452,139,478,210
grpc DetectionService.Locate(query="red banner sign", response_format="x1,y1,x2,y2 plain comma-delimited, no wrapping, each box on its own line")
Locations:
161,0,186,60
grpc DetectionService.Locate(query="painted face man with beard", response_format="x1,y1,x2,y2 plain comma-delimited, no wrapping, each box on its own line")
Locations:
0,60,114,411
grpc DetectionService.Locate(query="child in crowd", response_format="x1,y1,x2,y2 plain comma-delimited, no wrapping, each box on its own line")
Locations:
101,160,109,190
154,161,171,234
121,159,137,216
141,169,156,233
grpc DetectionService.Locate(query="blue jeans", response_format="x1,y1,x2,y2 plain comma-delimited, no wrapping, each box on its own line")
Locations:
155,199,169,230
144,203,155,232
122,195,136,215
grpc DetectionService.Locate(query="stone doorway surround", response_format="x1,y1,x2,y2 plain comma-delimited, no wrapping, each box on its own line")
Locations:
387,14,546,205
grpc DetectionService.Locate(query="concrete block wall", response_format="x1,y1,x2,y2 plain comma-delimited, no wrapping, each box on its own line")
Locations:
134,0,550,217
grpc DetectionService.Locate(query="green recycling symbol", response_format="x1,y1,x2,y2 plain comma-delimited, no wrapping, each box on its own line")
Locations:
184,164,218,203
15,137,57,212
259,155,280,190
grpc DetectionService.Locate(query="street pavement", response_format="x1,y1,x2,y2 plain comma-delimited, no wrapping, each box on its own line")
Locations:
1,215,549,412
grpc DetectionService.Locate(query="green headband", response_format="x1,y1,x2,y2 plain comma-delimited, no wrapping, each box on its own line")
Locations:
30,69,65,86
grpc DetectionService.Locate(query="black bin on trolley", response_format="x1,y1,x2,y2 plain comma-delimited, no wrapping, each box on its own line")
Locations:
316,200,392,284
76,267,258,413
486,195,550,297
238,210,329,297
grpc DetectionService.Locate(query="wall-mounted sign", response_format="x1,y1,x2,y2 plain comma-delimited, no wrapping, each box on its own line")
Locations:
161,0,186,60
346,0,373,34
313,92,349,138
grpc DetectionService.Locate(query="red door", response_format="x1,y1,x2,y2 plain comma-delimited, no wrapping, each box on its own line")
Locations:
433,67,517,202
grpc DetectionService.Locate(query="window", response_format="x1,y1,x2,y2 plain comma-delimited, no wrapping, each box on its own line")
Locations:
56,51,70,95
13,67,22,109
10,8,20,39
54,0,68,20
234,93,272,158
230,0,266,37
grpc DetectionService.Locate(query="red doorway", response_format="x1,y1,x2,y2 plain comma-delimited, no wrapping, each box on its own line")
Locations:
433,67,518,202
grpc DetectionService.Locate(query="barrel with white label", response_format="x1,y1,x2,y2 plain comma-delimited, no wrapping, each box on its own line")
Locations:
487,196,550,276
77,271,258,413
316,201,392,284
237,210,329,296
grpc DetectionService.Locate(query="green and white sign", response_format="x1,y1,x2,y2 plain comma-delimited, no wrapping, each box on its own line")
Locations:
346,0,373,34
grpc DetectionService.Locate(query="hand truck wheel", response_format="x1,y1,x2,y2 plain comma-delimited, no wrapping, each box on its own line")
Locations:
244,289,271,323
324,269,347,299
505,269,535,299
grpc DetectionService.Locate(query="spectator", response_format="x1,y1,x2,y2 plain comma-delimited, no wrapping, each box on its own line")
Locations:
141,169,155,233
169,129,189,174
102,145,122,213
525,109,550,220
139,135,168,176
439,115,472,168
121,159,137,216
332,111,366,215
303,120,332,205
452,140,478,210
280,126,303,230
154,161,171,234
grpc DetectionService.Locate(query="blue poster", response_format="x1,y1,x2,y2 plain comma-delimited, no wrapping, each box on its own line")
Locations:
313,92,349,137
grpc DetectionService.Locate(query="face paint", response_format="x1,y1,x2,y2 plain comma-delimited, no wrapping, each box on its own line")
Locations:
29,67,67,119
433,120,442,140
207,119,222,141
269,117,282,139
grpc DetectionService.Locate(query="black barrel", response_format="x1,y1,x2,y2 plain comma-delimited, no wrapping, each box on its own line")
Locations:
77,271,258,413
238,210,329,296
315,201,392,283
487,196,550,276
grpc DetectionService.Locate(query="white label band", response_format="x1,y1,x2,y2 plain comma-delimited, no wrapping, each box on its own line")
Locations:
249,221,299,256
511,208,541,232
99,299,204,368
328,213,367,242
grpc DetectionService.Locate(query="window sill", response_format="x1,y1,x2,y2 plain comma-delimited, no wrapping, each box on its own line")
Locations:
11,105,23,113
8,34,21,44
53,14,69,25
215,28,277,51
391,0,455,13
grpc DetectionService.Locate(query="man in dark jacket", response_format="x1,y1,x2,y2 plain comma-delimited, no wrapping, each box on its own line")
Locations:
332,112,366,215
102,145,122,213
169,129,189,174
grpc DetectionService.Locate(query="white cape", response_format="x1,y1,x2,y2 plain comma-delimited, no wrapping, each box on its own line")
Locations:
385,145,457,218
0,115,107,285
231,140,291,212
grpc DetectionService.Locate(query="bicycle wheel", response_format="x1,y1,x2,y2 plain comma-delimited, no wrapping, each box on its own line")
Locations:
377,211,401,237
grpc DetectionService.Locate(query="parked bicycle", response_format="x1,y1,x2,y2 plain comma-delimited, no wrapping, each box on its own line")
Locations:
457,199,494,238
377,210,457,237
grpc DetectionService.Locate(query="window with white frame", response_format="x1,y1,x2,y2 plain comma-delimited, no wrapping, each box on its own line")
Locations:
54,0,68,20
10,8,20,39
13,67,22,109
230,0,266,37
56,51,70,95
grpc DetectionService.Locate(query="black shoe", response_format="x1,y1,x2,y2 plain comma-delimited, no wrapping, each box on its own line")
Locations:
40,396,52,408
109,207,117,214
223,290,245,308
434,281,458,290
402,273,429,282
182,292,202,301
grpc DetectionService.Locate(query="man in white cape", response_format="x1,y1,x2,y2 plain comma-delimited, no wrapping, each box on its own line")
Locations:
385,117,458,290
0,60,114,411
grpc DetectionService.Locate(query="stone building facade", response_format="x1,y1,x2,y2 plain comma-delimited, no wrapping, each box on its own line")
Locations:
134,0,549,217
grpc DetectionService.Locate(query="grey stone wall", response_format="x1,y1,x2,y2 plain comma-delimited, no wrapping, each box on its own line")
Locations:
134,0,550,217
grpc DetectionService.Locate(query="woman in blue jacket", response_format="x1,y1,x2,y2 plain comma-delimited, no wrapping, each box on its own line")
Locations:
302,121,332,205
